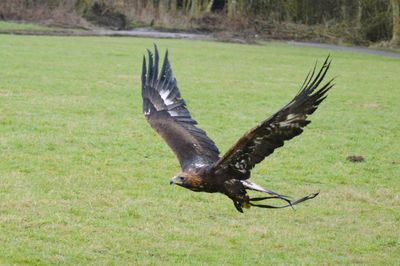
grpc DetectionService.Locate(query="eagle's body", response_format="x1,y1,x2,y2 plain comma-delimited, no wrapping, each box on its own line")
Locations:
141,45,334,212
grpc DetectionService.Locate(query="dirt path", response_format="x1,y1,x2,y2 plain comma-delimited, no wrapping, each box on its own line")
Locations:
287,41,400,59
93,28,211,40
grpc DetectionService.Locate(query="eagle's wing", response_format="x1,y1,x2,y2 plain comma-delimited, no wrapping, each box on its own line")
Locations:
142,46,220,171
212,57,334,179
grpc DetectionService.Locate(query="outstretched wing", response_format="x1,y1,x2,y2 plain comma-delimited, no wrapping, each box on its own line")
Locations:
141,45,220,171
212,57,334,179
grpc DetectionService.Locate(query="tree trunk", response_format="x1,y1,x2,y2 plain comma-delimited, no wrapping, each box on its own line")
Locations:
190,0,201,18
206,0,214,12
391,0,400,45
183,0,191,14
341,0,350,23
227,0,237,18
355,0,362,28
227,0,244,18
285,0,298,22
170,0,177,13
159,0,168,13
74,0,92,14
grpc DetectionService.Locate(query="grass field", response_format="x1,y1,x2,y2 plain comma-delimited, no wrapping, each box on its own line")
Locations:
0,21,56,32
0,34,399,265
0,21,83,35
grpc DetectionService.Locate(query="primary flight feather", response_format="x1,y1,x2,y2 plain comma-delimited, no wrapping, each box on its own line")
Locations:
141,45,334,213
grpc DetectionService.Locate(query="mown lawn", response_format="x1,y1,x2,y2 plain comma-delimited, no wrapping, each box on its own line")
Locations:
0,34,399,265
0,21,84,34
0,21,55,32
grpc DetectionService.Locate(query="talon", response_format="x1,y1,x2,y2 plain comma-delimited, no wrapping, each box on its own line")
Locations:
242,202,251,209
233,201,244,213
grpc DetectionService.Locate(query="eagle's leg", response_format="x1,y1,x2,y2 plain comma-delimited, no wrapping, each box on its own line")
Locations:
233,200,244,213
225,179,252,213
232,195,252,213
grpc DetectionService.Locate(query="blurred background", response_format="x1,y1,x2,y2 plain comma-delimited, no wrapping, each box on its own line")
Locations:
0,0,399,47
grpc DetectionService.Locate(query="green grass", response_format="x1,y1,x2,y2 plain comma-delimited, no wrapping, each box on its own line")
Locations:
0,34,399,265
0,21,83,34
0,21,55,31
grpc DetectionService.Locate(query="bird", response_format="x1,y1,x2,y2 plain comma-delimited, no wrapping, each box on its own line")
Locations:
141,45,334,213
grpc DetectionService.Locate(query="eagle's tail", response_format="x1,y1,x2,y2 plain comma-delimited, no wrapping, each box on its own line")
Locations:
248,192,319,209
241,180,319,209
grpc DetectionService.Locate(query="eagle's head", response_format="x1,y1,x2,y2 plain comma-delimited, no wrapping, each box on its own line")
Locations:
170,172,203,191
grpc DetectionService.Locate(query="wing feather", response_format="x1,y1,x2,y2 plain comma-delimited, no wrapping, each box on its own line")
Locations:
141,45,220,170
213,57,334,179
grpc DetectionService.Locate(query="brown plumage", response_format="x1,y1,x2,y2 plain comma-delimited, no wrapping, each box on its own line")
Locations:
141,45,334,213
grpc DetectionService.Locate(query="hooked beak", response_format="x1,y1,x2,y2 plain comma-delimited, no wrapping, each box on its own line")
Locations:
170,176,183,186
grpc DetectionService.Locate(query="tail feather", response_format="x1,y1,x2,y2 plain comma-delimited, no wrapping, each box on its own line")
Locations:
240,180,290,198
241,180,319,209
249,192,319,209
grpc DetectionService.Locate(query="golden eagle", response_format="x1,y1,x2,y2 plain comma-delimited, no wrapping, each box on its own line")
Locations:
141,45,334,212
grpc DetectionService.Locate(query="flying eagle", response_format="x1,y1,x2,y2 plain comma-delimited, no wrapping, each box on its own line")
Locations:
141,45,334,213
